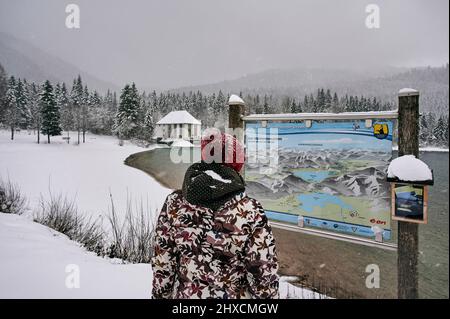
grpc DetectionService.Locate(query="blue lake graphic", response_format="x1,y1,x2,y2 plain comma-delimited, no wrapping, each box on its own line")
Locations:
298,193,353,213
293,171,334,183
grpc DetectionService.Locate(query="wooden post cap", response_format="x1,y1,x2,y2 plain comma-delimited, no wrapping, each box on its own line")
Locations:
398,88,419,97
228,94,245,106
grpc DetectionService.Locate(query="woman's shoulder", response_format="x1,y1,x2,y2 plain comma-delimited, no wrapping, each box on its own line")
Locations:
167,189,183,199
236,195,268,223
162,190,184,210
238,194,264,210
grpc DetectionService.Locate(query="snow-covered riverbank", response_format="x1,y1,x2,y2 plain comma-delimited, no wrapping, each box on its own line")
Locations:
0,130,171,221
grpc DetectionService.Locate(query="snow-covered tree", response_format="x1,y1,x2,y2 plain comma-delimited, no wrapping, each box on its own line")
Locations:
142,101,155,142
433,116,448,147
40,80,62,144
331,92,340,113
5,76,17,139
114,83,140,140
70,75,84,144
4,77,28,139
0,63,8,123
81,85,91,143
28,83,42,143
15,79,30,129
57,83,72,143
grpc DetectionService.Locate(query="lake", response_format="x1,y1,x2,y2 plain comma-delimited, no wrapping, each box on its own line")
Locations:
298,193,353,213
415,151,449,298
293,170,334,183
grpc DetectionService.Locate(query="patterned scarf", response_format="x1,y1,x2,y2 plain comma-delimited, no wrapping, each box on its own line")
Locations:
182,162,245,211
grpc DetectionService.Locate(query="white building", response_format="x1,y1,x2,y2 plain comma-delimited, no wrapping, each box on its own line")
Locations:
154,110,202,141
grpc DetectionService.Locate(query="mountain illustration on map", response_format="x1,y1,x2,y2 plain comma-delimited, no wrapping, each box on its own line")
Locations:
245,121,393,231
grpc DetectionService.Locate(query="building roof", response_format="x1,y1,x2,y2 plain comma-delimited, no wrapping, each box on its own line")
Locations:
156,110,201,125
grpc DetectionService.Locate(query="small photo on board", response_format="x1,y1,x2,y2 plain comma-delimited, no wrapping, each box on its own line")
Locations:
392,183,428,224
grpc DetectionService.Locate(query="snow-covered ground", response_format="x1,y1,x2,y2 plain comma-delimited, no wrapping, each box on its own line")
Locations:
0,213,321,299
0,213,151,298
0,130,323,299
0,130,171,221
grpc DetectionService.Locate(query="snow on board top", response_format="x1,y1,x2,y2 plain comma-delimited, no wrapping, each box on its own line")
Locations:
228,94,245,105
156,110,201,125
387,155,433,184
243,110,399,121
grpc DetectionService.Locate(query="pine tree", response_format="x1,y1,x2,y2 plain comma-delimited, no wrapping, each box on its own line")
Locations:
14,79,30,129
58,83,72,143
331,92,340,113
28,83,42,143
114,83,140,140
5,76,17,139
143,103,155,142
81,85,90,143
214,90,227,126
263,95,270,114
426,113,437,145
0,63,7,123
325,89,332,111
40,80,62,143
4,77,27,139
309,93,316,112
443,116,449,146
21,79,32,129
70,75,84,144
433,116,447,147
205,93,216,127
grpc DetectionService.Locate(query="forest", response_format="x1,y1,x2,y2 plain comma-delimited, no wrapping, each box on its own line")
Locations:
0,62,448,147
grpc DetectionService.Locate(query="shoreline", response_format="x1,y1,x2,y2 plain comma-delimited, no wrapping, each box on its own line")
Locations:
392,146,449,153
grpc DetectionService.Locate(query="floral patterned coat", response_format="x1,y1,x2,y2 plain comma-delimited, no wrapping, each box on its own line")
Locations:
151,190,279,299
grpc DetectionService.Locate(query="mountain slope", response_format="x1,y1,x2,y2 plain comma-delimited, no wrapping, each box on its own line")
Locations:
0,32,118,93
171,65,449,114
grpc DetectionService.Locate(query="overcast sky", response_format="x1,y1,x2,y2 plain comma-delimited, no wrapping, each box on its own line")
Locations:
0,0,448,89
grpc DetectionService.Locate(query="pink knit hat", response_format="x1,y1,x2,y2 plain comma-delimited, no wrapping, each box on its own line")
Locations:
201,129,245,173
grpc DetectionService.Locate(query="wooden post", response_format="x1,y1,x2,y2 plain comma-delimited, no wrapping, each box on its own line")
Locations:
228,97,245,142
228,97,246,174
397,88,420,299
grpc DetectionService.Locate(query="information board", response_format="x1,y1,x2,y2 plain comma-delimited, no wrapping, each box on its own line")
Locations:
245,120,394,240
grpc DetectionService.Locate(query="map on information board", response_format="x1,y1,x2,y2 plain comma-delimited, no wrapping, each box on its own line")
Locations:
245,120,394,240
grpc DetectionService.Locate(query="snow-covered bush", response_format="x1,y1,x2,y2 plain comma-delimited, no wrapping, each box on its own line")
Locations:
0,177,27,215
34,194,106,255
107,195,155,263
32,191,157,264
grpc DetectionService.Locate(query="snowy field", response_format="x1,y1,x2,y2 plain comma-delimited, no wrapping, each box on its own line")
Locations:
0,213,151,298
0,213,322,299
0,130,322,299
0,130,171,221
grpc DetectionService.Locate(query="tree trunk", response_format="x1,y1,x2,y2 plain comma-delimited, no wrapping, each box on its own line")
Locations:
10,126,14,140
77,128,80,145
47,134,50,144
67,131,70,144
83,129,86,143
37,124,40,144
